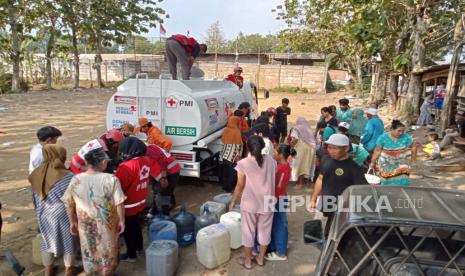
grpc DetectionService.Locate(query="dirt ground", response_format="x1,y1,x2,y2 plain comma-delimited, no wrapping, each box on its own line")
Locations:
1,88,464,276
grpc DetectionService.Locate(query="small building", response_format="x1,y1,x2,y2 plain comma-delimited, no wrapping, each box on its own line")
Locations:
268,53,326,66
414,63,465,96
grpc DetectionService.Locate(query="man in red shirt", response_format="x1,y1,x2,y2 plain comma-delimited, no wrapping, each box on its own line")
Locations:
145,144,181,216
115,137,161,262
165,34,207,80
225,66,244,88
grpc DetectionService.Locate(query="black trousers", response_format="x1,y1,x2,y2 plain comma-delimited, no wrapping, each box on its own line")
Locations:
277,126,288,143
324,212,335,239
123,215,143,258
150,173,179,216
221,160,237,192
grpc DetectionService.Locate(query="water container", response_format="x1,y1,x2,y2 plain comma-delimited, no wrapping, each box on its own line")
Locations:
146,240,179,276
213,193,232,210
172,205,196,247
196,223,231,269
150,214,172,223
149,220,177,242
231,203,241,213
195,206,218,234
220,212,242,249
32,234,43,265
199,201,226,221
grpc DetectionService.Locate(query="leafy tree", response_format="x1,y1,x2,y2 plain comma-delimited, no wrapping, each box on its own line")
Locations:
226,33,279,53
274,0,464,117
81,0,167,87
60,0,85,88
27,0,63,89
122,35,164,54
1,0,29,92
204,21,227,53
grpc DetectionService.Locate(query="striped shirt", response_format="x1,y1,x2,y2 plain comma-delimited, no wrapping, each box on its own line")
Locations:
33,172,76,256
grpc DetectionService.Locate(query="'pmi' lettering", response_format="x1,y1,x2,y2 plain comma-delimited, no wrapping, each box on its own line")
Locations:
179,100,193,107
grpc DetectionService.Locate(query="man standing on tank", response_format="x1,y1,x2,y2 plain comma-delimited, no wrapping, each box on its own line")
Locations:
165,34,207,80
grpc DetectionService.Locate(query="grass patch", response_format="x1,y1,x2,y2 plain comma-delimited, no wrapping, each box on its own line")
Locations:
271,86,310,93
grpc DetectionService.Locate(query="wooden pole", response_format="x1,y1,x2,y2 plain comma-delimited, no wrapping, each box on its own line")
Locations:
300,65,304,89
89,60,93,88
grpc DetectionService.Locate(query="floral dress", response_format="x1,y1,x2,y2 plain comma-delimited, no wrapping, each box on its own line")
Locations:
63,173,126,274
375,133,413,186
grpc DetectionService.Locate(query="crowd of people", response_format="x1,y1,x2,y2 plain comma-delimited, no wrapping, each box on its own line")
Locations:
27,92,465,273
28,121,179,275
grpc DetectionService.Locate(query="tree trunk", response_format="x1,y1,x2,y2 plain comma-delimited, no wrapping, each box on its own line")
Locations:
405,8,427,118
95,30,104,88
440,14,464,133
355,55,363,95
388,74,398,112
8,0,21,93
72,24,80,89
45,30,55,90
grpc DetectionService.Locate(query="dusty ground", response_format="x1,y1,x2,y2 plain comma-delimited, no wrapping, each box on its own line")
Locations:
0,88,464,276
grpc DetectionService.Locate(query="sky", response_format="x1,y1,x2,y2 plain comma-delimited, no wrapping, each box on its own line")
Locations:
146,0,286,40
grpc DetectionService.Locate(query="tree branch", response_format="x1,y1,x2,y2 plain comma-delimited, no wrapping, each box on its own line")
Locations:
425,27,454,45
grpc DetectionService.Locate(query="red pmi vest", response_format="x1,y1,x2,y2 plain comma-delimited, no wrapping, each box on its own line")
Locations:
115,156,162,216
170,34,199,57
146,144,181,175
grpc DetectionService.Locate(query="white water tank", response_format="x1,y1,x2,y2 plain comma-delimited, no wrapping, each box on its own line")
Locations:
220,212,242,249
196,223,231,269
106,79,254,150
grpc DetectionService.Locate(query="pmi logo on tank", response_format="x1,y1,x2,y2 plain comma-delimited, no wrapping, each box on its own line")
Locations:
165,97,193,108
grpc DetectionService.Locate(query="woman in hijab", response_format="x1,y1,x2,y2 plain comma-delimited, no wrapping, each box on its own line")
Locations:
290,117,317,188
115,136,162,262
221,114,244,192
63,148,126,275
348,108,368,138
29,145,76,276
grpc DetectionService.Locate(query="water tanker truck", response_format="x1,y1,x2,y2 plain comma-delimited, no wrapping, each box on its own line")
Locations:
106,74,265,179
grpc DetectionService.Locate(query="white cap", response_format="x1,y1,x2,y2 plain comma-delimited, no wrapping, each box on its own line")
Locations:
367,108,378,115
326,134,350,146
338,122,350,129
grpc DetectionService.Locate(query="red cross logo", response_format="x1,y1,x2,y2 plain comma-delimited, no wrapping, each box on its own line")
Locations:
140,165,150,180
166,97,178,108
87,143,94,148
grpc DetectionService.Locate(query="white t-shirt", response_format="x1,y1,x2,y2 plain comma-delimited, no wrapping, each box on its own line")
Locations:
29,143,44,174
261,137,274,156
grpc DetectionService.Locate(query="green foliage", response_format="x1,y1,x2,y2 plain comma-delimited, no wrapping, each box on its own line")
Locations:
121,35,164,54
226,33,279,53
0,73,29,93
203,21,281,54
271,86,309,93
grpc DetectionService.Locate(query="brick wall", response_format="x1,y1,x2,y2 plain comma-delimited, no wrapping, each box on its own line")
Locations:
29,54,336,90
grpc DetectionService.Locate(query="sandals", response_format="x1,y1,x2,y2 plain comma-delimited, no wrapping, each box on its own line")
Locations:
253,256,265,267
237,256,253,270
